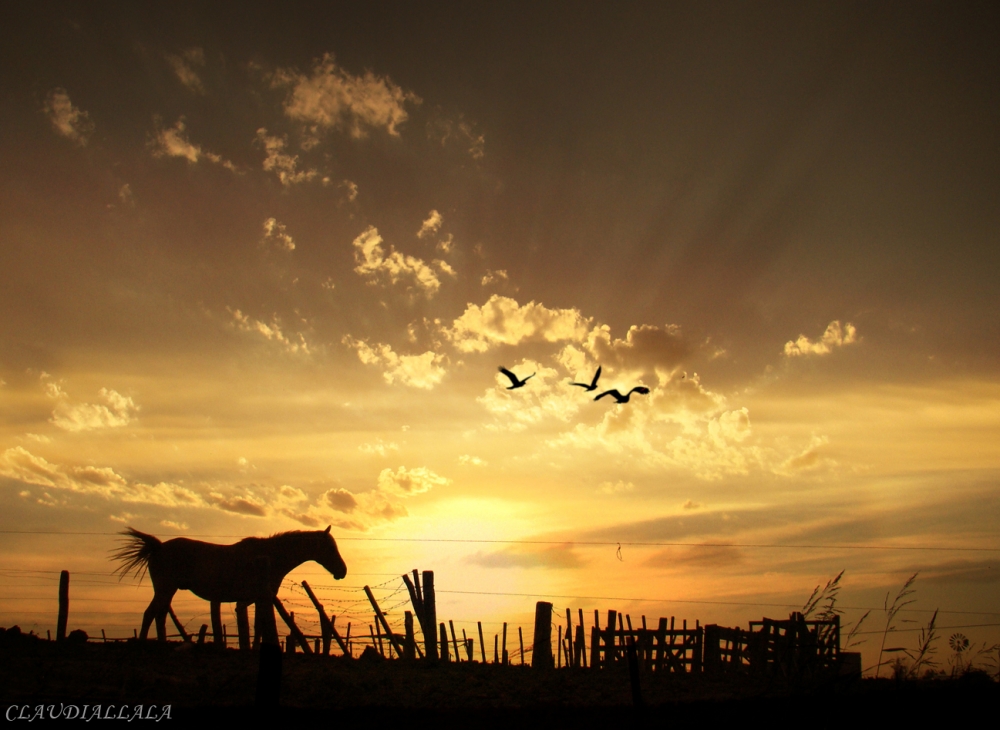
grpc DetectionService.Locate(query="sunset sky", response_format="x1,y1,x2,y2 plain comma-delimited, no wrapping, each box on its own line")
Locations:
2,2,998,671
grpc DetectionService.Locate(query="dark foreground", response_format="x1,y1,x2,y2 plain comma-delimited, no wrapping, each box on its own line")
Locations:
2,638,995,726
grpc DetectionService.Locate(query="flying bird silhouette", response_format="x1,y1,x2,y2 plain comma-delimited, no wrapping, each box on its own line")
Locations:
498,366,535,390
569,366,602,392
594,386,650,403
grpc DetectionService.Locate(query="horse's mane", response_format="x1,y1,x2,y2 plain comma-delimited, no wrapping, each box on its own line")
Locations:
238,529,325,546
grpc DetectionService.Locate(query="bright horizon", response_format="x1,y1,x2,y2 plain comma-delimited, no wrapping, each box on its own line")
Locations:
2,2,999,675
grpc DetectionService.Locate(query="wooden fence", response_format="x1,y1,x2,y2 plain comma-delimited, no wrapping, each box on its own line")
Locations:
49,568,844,677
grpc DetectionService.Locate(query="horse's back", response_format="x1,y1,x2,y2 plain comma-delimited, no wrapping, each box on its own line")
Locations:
151,538,256,601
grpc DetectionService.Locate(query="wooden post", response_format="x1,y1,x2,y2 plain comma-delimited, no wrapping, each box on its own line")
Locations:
590,625,600,669
519,626,525,665
423,571,438,661
566,608,575,664
236,605,251,651
211,601,223,645
532,602,553,669
579,609,586,668
370,625,380,656
449,620,460,661
272,596,312,653
168,606,190,642
329,615,350,656
502,622,508,665
606,610,617,666
575,625,586,668
365,585,405,657
197,624,208,645
626,635,644,707
494,634,499,664
439,623,450,662
404,611,416,660
101,629,107,643
478,621,486,663
557,625,562,668
56,570,69,642
302,581,333,655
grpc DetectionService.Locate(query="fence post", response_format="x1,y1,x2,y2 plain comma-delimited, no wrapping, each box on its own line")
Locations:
56,570,69,642
531,601,553,669
167,606,190,642
302,581,333,655
364,585,404,657
423,571,438,661
197,624,208,645
404,611,416,660
272,596,312,653
439,623,450,662
590,625,600,669
478,621,486,663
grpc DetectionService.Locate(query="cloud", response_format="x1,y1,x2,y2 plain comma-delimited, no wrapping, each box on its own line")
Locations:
322,488,359,513
43,89,93,145
481,269,508,286
45,380,139,432
428,114,486,159
254,128,320,186
478,359,582,430
458,454,487,466
160,520,189,531
584,324,692,378
351,226,441,296
417,210,442,238
447,296,591,353
466,544,585,570
377,466,450,496
598,480,634,495
642,543,745,569
261,217,295,252
229,308,312,354
206,491,268,516
118,184,135,207
776,435,835,475
437,234,454,254
359,439,400,456
165,48,205,93
342,180,359,201
273,53,420,139
343,336,446,389
682,499,701,510
151,118,236,169
784,321,858,357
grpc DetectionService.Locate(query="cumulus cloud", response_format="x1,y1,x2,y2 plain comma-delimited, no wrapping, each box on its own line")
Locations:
261,217,295,252
44,380,139,432
272,53,420,139
417,210,442,238
343,336,446,389
437,234,454,254
229,308,311,354
255,128,320,186
377,466,450,495
784,321,858,357
43,89,93,145
322,487,359,513
151,118,235,169
342,179,359,201
447,296,591,353
478,359,582,431
352,226,441,296
458,455,487,466
584,324,692,378
166,48,206,93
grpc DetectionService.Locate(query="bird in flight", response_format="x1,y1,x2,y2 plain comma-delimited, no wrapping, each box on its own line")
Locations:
594,386,650,403
498,366,535,390
569,366,602,392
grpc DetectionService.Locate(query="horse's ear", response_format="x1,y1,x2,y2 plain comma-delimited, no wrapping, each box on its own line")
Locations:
325,525,331,534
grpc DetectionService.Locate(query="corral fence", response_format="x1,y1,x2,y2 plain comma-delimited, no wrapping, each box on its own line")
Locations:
47,568,855,678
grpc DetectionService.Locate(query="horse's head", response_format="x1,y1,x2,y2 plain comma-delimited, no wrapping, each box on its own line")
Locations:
316,525,347,580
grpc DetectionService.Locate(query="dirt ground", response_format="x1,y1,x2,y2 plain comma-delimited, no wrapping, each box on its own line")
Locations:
1,634,996,725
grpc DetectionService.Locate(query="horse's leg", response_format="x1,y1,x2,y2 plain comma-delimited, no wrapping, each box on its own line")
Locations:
140,597,157,641
152,588,177,642
211,600,223,645
236,602,250,651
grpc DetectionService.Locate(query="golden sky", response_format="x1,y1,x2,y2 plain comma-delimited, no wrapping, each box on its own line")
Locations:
1,2,998,671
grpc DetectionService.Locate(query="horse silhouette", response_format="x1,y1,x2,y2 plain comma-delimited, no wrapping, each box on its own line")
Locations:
113,526,347,642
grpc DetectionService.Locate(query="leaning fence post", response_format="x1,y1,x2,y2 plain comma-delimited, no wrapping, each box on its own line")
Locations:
478,621,486,663
168,606,190,642
56,570,69,642
532,601,553,669
365,585,404,658
439,623,450,662
273,596,312,653
302,581,333,655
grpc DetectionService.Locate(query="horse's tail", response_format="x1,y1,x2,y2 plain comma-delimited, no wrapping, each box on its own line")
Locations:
111,527,162,582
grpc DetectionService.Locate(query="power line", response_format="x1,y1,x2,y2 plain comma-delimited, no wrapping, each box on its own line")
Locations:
1,530,997,553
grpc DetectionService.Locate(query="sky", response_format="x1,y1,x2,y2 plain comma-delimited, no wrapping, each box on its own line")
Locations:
1,2,999,672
